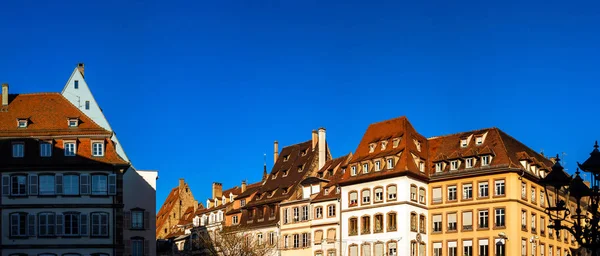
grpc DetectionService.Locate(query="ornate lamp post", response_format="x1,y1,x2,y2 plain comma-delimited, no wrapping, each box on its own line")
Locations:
540,142,600,256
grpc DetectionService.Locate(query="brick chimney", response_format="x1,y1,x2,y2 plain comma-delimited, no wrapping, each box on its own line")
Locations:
77,63,85,77
212,182,223,199
318,127,326,169
2,83,8,106
312,130,318,150
241,180,247,193
179,178,185,189
274,141,279,165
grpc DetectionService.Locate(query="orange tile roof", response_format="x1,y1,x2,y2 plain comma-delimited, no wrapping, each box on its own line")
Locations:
156,187,179,234
312,153,352,202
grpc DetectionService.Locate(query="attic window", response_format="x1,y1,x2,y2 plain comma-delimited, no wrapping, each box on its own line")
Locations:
324,188,329,195
381,140,388,150
435,162,443,173
282,169,289,177
74,80,79,89
282,187,288,194
393,138,400,148
328,169,333,176
68,118,79,127
460,139,468,148
351,166,357,176
271,172,277,179
475,136,483,145
369,143,376,153
17,119,28,128
450,160,458,170
301,149,308,156
298,165,304,172
414,140,421,152
283,155,290,162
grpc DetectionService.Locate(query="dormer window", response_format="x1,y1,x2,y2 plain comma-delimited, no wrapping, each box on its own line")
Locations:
386,158,394,169
369,143,376,153
17,119,28,128
362,163,369,174
435,162,443,173
419,161,425,172
68,118,79,127
328,169,333,176
393,138,400,148
301,149,308,156
414,140,421,152
351,166,357,176
381,141,388,150
450,160,458,170
460,139,468,148
92,141,104,157
64,141,77,156
324,188,329,195
475,136,483,145
271,171,278,179
298,165,304,172
282,169,289,177
230,193,234,202
283,155,290,162
466,158,473,168
375,160,381,171
282,187,288,194
482,155,491,166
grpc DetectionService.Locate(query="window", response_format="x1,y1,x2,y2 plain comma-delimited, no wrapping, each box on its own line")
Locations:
419,161,425,172
74,80,79,89
282,169,288,176
92,142,104,157
39,175,55,195
92,175,107,195
448,185,457,201
349,191,358,206
411,241,418,256
91,212,109,237
314,230,323,244
38,212,56,236
521,182,527,199
40,142,52,157
476,136,483,145
463,183,473,200
362,189,371,204
532,213,537,233
541,244,545,256
131,238,144,256
349,218,358,236
541,217,546,235
410,185,417,201
302,233,309,247
326,228,336,243
388,242,397,256
463,240,473,256
479,181,489,197
327,205,335,217
361,215,370,234
12,143,24,158
10,212,28,237
64,142,76,156
18,119,28,128
432,187,442,203
451,160,458,170
387,212,397,231
433,214,442,232
132,210,144,229
541,193,545,207
531,188,536,203
301,205,309,221
478,210,489,229
374,187,383,202
466,158,473,168
494,180,505,196
363,243,372,256
419,215,425,233
256,233,263,246
232,215,238,224
11,175,27,196
64,212,81,236
387,185,397,200
374,214,383,233
315,207,323,219
482,155,491,166
362,163,369,174
351,166,357,176
521,239,527,256
461,139,468,147
435,162,443,172
68,119,79,127
521,210,527,230
375,161,381,171
495,208,505,227
419,187,426,203
269,232,276,245
292,207,299,222
63,174,79,195
463,211,473,230
410,212,417,231
349,244,358,256
448,241,457,256
479,239,489,256
448,213,457,231
375,243,385,256
85,101,90,110
434,242,442,256
387,158,394,169
293,234,300,248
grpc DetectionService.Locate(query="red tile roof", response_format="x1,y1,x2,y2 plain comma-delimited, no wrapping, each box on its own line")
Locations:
312,153,352,202
156,187,179,234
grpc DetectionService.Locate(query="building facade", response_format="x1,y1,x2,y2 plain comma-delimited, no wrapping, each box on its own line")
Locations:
0,84,130,255
156,178,197,240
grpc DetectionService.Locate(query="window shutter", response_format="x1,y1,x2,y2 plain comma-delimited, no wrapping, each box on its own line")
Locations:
56,214,64,236
80,213,88,236
55,174,63,195
28,214,36,236
124,211,131,229
108,174,117,195
81,174,90,195
144,240,150,255
2,175,9,196
124,239,131,254
29,174,38,196
144,211,150,230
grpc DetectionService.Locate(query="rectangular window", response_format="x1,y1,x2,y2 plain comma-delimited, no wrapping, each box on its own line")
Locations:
451,160,458,170
362,163,369,174
447,213,457,231
435,162,443,172
532,213,537,233
38,212,56,236
362,190,371,204
387,185,397,200
463,183,473,199
387,212,397,231
433,214,442,232
328,205,335,217
39,175,55,195
302,233,309,247
495,180,505,196
132,210,144,229
85,101,90,110
301,206,308,221
92,142,104,157
351,166,357,176
478,210,489,229
10,213,27,237
92,175,108,195
541,217,546,235
432,187,442,203
68,119,78,127
132,239,144,256
419,188,426,203
434,243,442,256
522,210,527,230
476,136,483,145
63,175,79,195
463,240,473,256
375,187,383,202
74,80,79,89
522,182,527,199
461,139,468,147
64,213,80,236
448,186,457,201
411,186,417,201
40,142,52,157
466,158,473,168
64,142,76,156
91,212,109,236
387,158,394,169
522,239,527,256
479,181,489,197
11,175,27,196
531,188,536,203
482,155,491,166
375,161,381,171
463,211,473,230
12,143,24,158
495,208,505,227
495,239,506,256
479,239,489,256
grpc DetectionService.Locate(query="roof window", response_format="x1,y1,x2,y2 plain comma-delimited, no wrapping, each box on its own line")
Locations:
301,149,308,156
381,140,388,150
298,165,304,172
68,118,79,127
369,143,376,153
460,139,468,148
393,138,401,148
475,136,483,145
282,169,289,177
17,119,28,128
283,155,290,162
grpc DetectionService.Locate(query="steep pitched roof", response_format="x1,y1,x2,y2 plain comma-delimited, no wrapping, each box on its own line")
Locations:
312,153,353,202
156,187,179,233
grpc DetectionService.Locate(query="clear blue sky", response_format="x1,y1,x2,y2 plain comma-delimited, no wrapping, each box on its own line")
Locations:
1,1,598,212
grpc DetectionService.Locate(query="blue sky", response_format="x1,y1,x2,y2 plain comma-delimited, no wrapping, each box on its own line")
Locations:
0,1,599,212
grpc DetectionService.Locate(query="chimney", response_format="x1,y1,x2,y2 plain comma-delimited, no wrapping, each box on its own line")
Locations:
318,127,326,169
77,63,85,77
274,141,279,165
2,83,8,106
193,200,199,212
179,178,185,189
312,130,318,150
241,180,247,193
212,182,223,199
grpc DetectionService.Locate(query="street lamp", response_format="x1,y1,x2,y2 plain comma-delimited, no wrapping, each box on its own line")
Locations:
540,142,600,256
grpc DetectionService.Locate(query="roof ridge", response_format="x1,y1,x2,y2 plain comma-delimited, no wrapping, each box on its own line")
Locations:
368,116,407,126
427,127,497,140
0,92,61,96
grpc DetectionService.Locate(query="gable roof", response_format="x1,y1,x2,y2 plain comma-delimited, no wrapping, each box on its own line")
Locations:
312,153,353,202
156,187,180,233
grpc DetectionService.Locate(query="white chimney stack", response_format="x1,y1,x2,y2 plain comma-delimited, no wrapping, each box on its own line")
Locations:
274,141,279,165
2,83,8,106
318,127,326,169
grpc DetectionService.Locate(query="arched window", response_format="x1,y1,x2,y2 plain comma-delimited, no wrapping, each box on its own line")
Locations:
419,187,426,203
349,191,358,207
349,217,358,236
410,212,417,232
374,187,384,202
374,213,384,233
362,243,372,256
361,189,371,205
387,185,397,201
361,215,371,234
410,184,418,201
349,244,359,256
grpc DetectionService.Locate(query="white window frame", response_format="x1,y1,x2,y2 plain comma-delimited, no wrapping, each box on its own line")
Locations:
466,158,473,168
375,161,381,171
387,158,394,169
17,119,28,128
482,155,491,166
92,141,104,157
435,162,443,172
362,163,369,174
68,118,79,127
64,141,76,156
351,166,357,176
450,160,458,170
92,174,108,195
495,180,505,196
